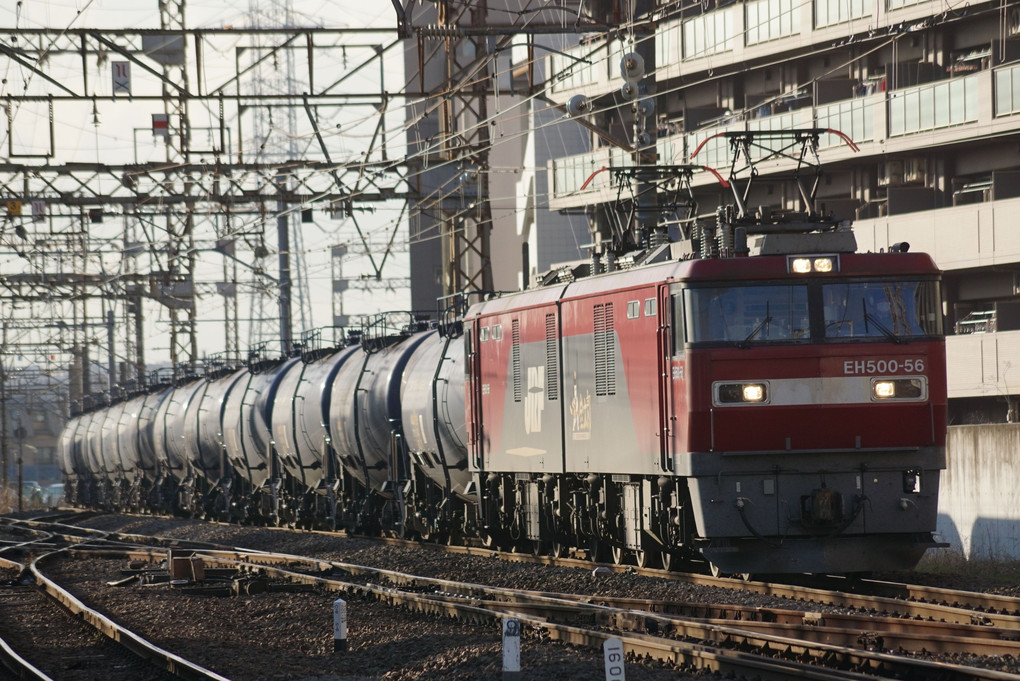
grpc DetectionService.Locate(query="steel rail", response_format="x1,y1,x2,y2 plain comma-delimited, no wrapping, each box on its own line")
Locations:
20,514,1020,630
191,551,1020,681
28,549,231,681
0,556,55,681
71,545,1018,681
16,514,1020,630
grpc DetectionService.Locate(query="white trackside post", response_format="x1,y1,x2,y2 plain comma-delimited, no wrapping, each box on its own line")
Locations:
333,598,348,653
502,618,521,680
603,637,626,681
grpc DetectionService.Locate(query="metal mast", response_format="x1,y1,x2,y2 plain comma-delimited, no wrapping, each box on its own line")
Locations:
437,0,494,296
158,0,198,373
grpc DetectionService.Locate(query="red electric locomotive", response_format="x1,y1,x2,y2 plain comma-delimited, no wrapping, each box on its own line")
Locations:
464,131,946,574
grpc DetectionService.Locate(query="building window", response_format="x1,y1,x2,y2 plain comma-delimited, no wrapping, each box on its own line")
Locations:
683,8,735,60
746,0,799,44
815,0,870,29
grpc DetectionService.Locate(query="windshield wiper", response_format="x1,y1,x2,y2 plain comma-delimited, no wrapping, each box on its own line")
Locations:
738,302,771,348
862,299,905,344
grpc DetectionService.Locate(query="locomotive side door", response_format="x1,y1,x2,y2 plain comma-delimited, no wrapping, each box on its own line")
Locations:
657,283,674,473
465,322,483,473
667,284,688,468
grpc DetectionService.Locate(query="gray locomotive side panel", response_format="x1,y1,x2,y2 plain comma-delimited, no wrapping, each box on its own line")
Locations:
559,293,658,476
482,306,565,475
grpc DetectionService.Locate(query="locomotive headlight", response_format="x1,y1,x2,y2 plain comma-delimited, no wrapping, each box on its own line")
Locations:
743,384,765,402
790,258,812,274
787,255,840,274
871,377,926,401
873,380,896,398
715,381,769,405
812,257,834,273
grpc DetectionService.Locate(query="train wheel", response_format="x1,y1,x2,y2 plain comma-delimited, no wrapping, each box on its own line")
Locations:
709,562,723,578
611,546,625,565
550,541,567,559
635,550,650,568
660,551,674,571
587,537,604,562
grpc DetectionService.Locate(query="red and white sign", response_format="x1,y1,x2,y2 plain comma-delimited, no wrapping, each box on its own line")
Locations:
152,113,169,136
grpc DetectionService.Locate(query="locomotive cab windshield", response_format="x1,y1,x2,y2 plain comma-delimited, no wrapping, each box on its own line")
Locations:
685,277,943,345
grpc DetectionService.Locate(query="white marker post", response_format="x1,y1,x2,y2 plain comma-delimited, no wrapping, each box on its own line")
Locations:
603,637,626,681
333,598,348,653
502,618,521,680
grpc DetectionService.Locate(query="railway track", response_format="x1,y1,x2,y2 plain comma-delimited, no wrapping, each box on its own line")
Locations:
0,520,228,681
4,513,1020,680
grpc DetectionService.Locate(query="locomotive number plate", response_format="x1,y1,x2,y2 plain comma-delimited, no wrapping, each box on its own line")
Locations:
842,358,925,375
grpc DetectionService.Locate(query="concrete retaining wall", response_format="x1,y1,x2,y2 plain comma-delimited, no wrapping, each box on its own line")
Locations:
938,424,1020,559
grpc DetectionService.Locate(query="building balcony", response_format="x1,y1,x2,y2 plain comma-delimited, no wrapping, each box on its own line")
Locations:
546,0,997,103
947,330,1020,400
547,62,1020,211
854,195,1020,271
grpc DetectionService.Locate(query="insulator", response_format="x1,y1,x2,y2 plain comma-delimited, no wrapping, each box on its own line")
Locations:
717,205,735,257
702,220,718,258
619,52,645,82
418,24,464,38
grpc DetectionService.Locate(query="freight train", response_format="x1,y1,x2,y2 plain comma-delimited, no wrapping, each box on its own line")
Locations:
56,131,947,575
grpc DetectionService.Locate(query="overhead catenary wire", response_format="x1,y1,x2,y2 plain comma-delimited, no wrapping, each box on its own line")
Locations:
0,0,999,373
